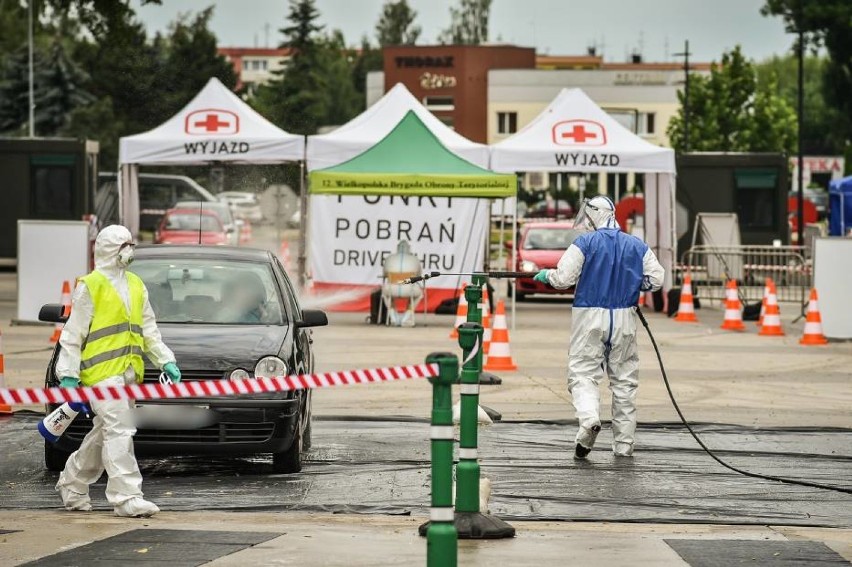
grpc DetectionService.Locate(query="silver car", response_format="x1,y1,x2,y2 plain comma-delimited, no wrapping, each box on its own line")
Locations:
219,191,264,223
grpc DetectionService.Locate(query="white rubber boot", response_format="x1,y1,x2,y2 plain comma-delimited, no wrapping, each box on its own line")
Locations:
613,441,634,457
574,423,602,459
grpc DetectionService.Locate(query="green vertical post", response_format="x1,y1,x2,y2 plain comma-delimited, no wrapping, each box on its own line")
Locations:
454,276,515,539
425,352,458,567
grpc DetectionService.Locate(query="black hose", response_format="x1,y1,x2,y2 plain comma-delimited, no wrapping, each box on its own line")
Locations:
634,307,852,495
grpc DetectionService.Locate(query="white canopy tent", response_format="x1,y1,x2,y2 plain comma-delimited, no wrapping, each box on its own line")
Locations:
303,83,501,306
118,77,305,236
306,82,489,169
490,88,677,297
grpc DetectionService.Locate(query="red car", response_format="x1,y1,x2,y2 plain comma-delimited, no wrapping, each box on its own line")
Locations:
155,208,229,246
510,221,584,299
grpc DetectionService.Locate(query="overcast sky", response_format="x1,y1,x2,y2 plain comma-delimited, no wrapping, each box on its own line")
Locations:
131,0,796,63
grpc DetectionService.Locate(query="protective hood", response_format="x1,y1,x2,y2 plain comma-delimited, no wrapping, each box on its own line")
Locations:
94,225,134,275
576,196,619,231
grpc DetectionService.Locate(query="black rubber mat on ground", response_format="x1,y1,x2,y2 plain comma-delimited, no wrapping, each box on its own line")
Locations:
2,416,851,526
0,529,19,534
665,539,851,566
21,529,281,566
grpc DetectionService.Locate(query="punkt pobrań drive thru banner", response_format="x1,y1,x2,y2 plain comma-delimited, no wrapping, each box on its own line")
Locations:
309,195,489,311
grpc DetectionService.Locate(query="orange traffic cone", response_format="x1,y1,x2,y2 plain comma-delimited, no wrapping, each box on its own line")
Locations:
481,286,492,354
484,300,517,371
0,329,11,415
279,241,291,271
637,291,646,308
800,289,828,345
720,280,745,331
758,281,784,336
449,284,468,339
757,278,771,327
674,274,698,322
49,281,71,344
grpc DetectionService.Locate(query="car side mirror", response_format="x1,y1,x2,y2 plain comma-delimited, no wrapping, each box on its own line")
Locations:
39,303,68,323
295,309,328,329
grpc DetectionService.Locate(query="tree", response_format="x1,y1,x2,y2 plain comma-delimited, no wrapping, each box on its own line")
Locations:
667,46,797,154
761,0,852,165
252,0,326,134
439,0,491,45
0,40,95,136
756,55,842,154
376,0,421,46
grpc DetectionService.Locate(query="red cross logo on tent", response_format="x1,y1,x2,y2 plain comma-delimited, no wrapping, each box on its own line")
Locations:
552,120,606,146
185,109,240,135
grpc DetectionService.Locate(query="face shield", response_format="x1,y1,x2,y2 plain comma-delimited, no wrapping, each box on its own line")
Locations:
574,197,617,231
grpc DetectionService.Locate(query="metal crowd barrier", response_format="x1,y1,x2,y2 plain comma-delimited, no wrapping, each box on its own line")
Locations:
676,245,810,307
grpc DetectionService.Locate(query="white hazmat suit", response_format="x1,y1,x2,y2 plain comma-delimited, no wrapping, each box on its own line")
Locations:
543,197,664,458
55,225,176,516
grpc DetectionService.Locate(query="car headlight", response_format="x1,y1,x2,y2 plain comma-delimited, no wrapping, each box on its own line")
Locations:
254,356,288,379
229,368,251,381
521,260,539,272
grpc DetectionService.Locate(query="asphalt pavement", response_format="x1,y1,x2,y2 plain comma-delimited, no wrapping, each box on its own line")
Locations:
1,225,851,565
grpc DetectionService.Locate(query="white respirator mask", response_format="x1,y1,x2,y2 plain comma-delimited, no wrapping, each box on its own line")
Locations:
117,245,135,268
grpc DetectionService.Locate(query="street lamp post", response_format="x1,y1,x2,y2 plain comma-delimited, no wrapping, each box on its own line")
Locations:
796,26,805,245
28,0,35,137
674,40,692,152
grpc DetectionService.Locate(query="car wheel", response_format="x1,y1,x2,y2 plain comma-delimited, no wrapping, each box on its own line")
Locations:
272,423,303,474
45,441,71,472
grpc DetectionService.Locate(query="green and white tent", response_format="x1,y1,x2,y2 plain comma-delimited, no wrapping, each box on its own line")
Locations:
309,110,515,198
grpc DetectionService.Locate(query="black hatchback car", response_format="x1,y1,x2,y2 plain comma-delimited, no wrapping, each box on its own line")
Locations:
40,245,327,473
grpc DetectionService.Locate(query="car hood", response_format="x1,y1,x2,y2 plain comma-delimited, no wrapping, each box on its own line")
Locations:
518,249,565,268
157,324,289,371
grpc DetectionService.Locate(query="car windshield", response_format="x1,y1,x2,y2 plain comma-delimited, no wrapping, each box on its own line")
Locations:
164,214,222,232
523,228,582,250
131,258,285,325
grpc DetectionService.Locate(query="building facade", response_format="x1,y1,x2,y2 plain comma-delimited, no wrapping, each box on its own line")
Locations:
218,47,292,94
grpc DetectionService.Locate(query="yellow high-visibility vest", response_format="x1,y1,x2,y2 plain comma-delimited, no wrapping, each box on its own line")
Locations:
79,271,146,386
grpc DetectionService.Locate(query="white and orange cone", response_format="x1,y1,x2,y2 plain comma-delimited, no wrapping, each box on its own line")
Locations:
0,329,11,415
481,286,492,354
449,284,468,339
674,274,698,322
758,281,784,336
49,281,71,344
279,240,292,272
484,300,517,371
799,288,828,346
720,280,745,331
757,278,771,327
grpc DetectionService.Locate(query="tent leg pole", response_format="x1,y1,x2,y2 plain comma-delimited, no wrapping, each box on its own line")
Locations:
298,161,308,290
511,181,518,332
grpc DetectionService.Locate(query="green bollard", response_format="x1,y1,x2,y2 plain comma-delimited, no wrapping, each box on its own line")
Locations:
453,321,515,539
466,275,502,387
423,352,458,567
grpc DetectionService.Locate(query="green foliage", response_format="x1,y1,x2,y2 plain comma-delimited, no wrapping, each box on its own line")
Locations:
0,40,95,136
251,0,359,134
439,0,491,45
756,55,843,154
376,0,421,46
761,0,852,159
667,46,797,154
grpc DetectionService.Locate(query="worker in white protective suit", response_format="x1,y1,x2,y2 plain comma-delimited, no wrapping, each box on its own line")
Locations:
533,196,664,459
55,225,180,517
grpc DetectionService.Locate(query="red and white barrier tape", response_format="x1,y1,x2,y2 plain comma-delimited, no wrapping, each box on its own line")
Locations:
0,363,439,406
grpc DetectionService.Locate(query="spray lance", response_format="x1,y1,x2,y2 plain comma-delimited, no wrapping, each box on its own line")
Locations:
400,271,537,284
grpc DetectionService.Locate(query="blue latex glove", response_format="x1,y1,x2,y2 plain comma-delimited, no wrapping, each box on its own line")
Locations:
59,376,80,389
163,362,181,384
533,269,550,284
